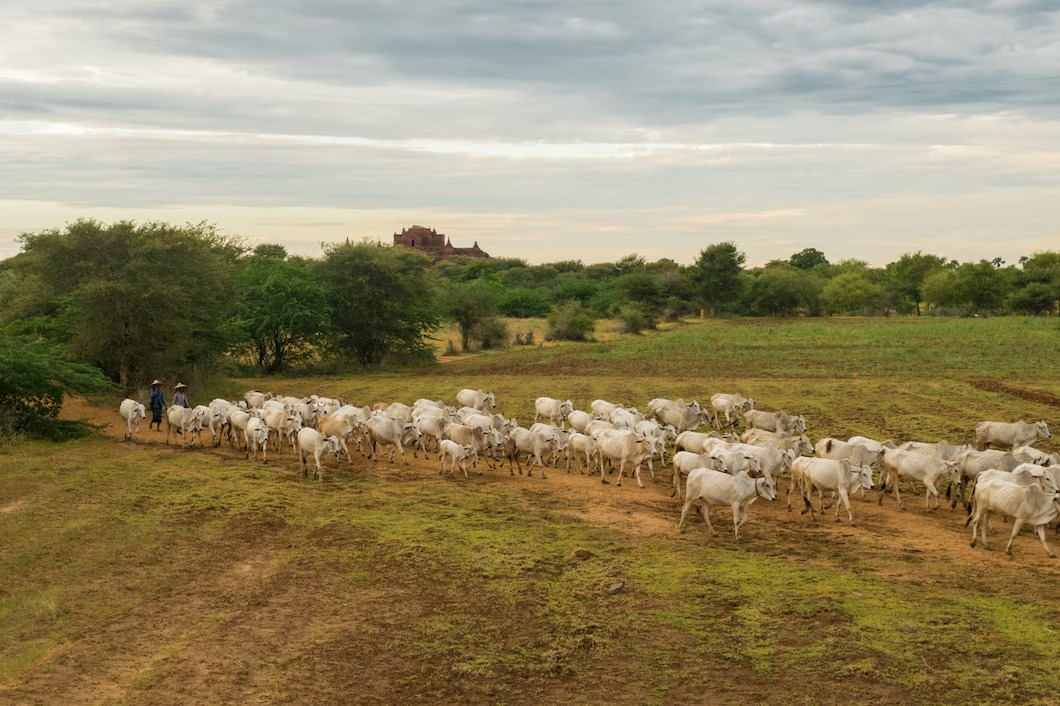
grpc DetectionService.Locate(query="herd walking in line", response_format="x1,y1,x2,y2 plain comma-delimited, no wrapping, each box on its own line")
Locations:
118,388,1058,556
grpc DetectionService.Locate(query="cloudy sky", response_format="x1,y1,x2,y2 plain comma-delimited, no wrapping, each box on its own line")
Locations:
2,0,1058,265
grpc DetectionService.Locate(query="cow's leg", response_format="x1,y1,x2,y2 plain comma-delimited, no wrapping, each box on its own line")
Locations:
672,469,682,499
677,497,697,533
634,462,645,489
925,481,939,510
839,489,854,525
731,502,743,539
1004,519,1025,556
1034,524,1055,558
615,459,625,487
600,456,609,484
700,503,717,535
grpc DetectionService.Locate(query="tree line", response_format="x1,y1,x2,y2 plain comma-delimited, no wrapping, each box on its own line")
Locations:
1,220,1057,391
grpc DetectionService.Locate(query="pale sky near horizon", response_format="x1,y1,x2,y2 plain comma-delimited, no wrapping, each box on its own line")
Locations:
2,1,1058,266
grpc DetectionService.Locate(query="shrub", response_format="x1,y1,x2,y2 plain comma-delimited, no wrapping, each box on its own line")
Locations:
545,301,596,342
617,303,658,334
0,336,114,441
477,317,510,350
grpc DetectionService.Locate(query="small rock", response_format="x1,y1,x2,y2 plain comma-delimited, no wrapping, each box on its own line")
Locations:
607,582,625,595
572,549,593,561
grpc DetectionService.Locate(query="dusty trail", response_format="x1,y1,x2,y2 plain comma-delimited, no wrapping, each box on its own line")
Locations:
78,398,1060,578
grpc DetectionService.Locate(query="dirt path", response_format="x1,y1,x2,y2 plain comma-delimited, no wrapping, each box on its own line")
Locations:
74,398,1060,579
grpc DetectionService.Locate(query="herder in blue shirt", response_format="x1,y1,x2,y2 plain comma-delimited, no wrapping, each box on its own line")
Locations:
149,379,166,431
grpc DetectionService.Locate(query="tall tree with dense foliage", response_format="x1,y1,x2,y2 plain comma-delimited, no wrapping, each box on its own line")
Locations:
442,278,504,352
229,245,331,372
317,239,439,365
887,252,948,316
691,242,746,314
820,272,885,315
4,220,244,386
789,248,829,270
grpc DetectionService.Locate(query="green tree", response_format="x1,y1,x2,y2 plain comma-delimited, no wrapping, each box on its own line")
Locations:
887,252,947,316
230,247,331,372
691,242,746,314
820,272,885,315
8,219,244,386
442,279,504,353
317,239,439,365
789,248,829,270
0,336,113,439
747,265,822,316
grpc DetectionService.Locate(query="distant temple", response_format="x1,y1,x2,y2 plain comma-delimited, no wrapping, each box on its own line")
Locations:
392,225,490,261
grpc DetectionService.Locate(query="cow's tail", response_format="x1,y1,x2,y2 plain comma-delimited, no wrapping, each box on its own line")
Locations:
963,485,977,527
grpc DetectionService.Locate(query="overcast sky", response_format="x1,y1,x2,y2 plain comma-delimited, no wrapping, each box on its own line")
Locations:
2,0,1058,265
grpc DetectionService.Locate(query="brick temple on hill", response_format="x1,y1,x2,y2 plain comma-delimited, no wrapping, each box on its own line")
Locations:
392,225,490,261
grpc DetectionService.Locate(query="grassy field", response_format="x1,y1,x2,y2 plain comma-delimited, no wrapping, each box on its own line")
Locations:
2,316,1059,704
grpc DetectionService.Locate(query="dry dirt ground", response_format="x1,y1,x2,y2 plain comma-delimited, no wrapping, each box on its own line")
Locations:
1,396,1059,705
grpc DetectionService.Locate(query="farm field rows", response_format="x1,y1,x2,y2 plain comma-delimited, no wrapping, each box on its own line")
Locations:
2,317,1058,704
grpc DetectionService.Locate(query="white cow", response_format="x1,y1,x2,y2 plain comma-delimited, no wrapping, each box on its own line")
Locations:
118,399,146,440
365,417,421,464
847,436,897,454
568,410,603,434
635,419,676,466
898,440,967,461
535,397,574,427
590,399,624,417
594,429,656,488
413,414,450,459
528,423,571,467
675,430,731,454
710,393,755,429
950,448,1021,509
165,406,202,448
264,408,302,451
743,431,815,456
788,457,874,525
610,407,647,430
974,420,1051,451
565,432,599,474
510,427,558,478
1011,445,1059,467
456,389,496,412
226,408,251,450
317,415,355,463
670,451,718,499
707,447,763,477
297,428,341,481
438,440,478,478
652,403,708,433
245,417,269,462
743,410,806,435
968,465,1060,557
878,448,960,511
244,390,271,409
731,442,794,483
191,405,224,447
678,468,777,538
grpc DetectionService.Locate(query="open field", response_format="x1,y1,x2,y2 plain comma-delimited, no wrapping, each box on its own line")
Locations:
2,317,1059,704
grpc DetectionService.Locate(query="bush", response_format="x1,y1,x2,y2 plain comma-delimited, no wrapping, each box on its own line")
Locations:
0,336,114,441
617,303,659,334
545,301,596,342
477,317,510,350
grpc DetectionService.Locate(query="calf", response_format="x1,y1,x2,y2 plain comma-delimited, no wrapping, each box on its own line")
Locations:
245,417,269,462
438,440,478,478
297,428,342,481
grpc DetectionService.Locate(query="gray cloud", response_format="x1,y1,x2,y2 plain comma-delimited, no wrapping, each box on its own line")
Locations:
0,0,1057,264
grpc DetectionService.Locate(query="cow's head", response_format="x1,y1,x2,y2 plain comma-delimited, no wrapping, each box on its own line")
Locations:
326,435,342,457
485,392,497,409
943,460,961,484
782,449,796,468
756,475,777,501
1035,421,1051,439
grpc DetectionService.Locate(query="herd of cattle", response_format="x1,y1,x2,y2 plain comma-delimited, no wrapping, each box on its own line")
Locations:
117,390,1059,556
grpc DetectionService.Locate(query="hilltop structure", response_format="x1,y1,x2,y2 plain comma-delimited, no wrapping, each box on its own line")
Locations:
392,225,490,261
